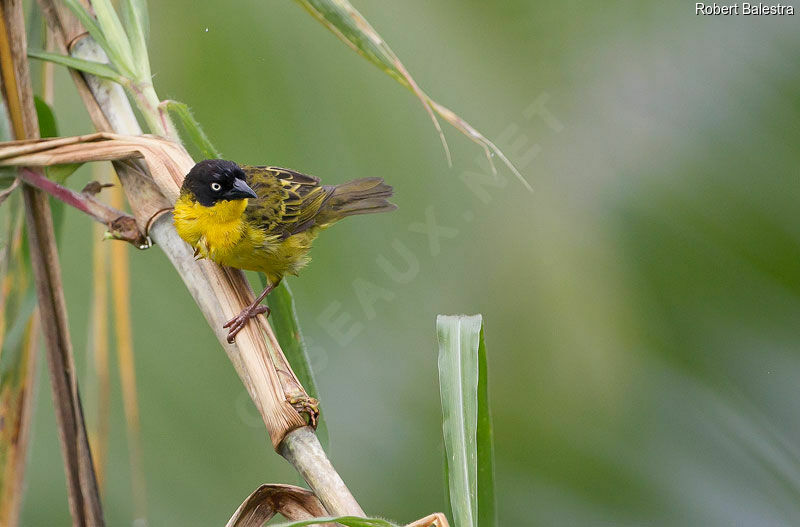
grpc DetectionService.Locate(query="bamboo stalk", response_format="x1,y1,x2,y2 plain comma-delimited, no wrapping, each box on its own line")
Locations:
0,1,104,525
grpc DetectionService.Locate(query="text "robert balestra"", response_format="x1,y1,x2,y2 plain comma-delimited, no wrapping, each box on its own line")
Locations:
696,3,795,14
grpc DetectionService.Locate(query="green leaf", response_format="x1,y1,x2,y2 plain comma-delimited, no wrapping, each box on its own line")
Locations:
293,0,530,190
437,314,496,527
60,0,133,78
34,96,57,137
89,0,137,78
266,280,329,450
45,164,83,186
28,50,124,83
33,99,68,237
120,0,151,79
161,100,223,160
476,325,496,527
269,517,400,527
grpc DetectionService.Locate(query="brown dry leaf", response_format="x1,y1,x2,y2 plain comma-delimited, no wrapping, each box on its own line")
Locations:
405,513,450,527
226,484,331,527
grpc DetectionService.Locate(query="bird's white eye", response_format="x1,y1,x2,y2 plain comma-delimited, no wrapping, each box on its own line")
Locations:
210,182,222,192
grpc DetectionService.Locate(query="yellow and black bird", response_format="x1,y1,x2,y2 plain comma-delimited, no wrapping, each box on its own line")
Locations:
173,159,396,342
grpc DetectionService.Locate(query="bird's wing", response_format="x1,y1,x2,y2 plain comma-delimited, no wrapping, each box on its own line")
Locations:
242,165,334,239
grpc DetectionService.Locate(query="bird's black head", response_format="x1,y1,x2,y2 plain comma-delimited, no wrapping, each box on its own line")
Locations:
181,159,258,206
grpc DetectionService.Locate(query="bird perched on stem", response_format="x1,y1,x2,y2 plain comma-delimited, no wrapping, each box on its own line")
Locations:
173,159,396,342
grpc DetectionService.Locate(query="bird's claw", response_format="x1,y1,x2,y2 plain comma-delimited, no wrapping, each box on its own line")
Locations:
288,395,320,428
223,305,270,343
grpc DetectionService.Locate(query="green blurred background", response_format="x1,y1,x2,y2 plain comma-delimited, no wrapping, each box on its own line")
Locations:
18,1,800,525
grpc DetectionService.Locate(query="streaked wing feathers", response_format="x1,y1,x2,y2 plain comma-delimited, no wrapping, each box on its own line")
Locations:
243,165,334,239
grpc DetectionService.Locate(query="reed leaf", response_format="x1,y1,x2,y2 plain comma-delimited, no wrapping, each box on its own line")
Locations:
265,279,328,447
27,49,123,82
85,0,136,77
293,0,530,190
0,11,39,527
119,0,150,79
160,99,222,160
0,2,104,524
436,314,495,527
87,218,110,490
60,0,130,77
474,324,495,527
108,181,147,522
225,483,329,527
0,184,37,527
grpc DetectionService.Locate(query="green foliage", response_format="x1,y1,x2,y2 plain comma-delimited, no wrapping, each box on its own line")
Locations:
292,0,529,188
27,50,123,83
119,0,151,79
59,0,132,77
437,315,496,527
263,278,329,449
160,100,222,160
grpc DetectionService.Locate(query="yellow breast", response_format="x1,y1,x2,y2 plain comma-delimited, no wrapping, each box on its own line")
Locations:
173,195,262,264
172,194,318,281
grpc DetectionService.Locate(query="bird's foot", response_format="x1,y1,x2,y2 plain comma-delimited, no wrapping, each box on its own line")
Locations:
287,395,320,428
223,304,270,343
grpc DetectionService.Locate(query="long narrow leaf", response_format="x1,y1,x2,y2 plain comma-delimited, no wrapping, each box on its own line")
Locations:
88,0,137,78
28,50,123,83
436,314,495,527
475,325,495,527
0,70,36,527
60,0,133,77
109,182,148,523
267,280,328,450
119,0,150,79
160,99,222,160
293,0,530,190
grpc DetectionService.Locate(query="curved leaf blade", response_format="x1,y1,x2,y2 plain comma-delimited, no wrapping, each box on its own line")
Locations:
89,0,137,77
160,99,222,160
28,50,124,83
120,0,151,79
267,280,329,450
293,0,530,190
60,0,133,78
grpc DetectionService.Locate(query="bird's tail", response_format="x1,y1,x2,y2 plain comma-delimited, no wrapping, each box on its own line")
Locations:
317,177,396,225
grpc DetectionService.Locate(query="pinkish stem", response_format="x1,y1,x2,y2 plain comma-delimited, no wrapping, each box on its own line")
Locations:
18,168,151,248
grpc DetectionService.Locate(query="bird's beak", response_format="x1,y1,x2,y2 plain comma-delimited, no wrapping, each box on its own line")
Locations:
225,178,258,200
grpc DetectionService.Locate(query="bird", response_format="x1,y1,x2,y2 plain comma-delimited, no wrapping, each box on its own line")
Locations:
173,159,396,343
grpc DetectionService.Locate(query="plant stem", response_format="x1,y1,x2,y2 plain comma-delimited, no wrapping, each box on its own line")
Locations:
0,1,104,525
17,167,148,247
278,427,365,516
126,80,178,141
